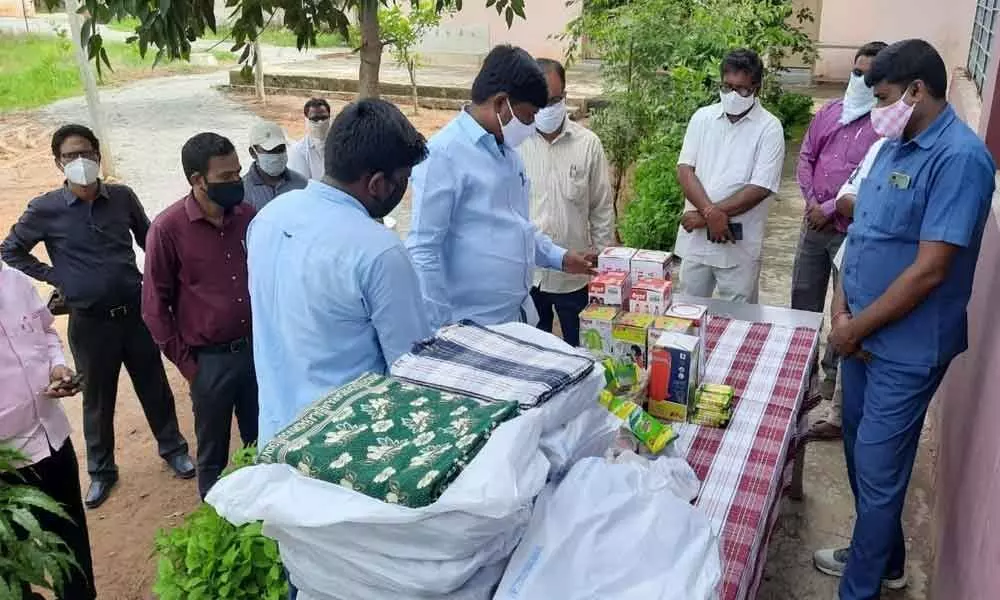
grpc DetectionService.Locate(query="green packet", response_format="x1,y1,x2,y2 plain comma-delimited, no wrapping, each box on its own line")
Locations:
599,390,677,453
601,357,641,393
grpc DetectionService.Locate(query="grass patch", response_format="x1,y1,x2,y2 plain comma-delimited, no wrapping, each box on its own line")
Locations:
0,33,235,112
107,19,347,48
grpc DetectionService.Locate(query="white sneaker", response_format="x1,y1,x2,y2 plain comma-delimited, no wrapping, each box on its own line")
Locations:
813,547,908,590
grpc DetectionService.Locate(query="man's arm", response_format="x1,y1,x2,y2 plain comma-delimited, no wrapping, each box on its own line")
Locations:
405,150,456,330
0,201,58,285
141,222,197,380
588,138,616,250
367,245,433,368
797,105,828,206
27,279,68,369
126,187,152,251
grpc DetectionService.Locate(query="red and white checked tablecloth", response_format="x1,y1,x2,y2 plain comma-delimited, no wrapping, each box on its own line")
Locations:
673,316,818,600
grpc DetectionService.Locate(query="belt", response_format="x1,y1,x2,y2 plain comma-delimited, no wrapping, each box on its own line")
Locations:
72,303,139,320
197,337,251,355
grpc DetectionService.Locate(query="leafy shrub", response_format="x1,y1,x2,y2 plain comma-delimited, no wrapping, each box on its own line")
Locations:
764,91,815,132
619,141,685,251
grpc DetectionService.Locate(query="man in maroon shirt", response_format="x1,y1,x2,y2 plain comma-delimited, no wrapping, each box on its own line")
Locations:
142,132,258,498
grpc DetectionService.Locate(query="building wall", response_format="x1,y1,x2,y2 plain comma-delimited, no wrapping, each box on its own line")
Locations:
0,0,34,18
814,0,976,81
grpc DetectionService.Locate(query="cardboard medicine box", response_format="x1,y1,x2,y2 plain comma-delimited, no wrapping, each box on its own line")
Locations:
628,278,672,316
589,271,631,308
664,303,709,381
611,312,656,368
579,304,619,355
647,315,696,360
630,250,673,282
598,247,637,274
647,331,702,422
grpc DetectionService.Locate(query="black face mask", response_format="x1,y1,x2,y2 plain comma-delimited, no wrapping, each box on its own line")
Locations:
370,178,406,219
206,181,245,212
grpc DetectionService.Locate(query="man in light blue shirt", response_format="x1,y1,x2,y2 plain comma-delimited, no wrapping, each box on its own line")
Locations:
407,44,595,330
248,99,431,446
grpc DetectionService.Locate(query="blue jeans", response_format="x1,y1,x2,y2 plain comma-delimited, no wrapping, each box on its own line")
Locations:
839,355,948,600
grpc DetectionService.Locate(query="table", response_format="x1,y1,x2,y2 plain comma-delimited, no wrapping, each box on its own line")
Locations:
671,297,821,600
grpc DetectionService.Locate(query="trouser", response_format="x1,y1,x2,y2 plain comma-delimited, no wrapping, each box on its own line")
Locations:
0,439,96,600
68,307,188,481
191,341,259,498
839,355,948,600
530,286,590,347
791,224,845,380
678,258,761,303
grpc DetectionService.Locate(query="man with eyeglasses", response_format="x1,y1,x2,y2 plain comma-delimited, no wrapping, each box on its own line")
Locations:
288,97,332,180
676,48,785,303
0,124,194,509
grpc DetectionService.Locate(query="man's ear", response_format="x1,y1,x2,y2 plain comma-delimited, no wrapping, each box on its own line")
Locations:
189,173,205,189
367,171,387,198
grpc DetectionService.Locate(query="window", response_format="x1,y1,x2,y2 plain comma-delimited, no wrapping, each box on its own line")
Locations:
969,0,1000,93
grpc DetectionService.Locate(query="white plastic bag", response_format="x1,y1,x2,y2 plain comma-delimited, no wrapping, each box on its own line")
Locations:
294,559,509,600
494,456,721,600
540,404,620,480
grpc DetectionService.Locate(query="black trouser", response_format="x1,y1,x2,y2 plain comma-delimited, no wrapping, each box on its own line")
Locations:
1,439,96,600
68,307,188,481
191,341,259,498
530,286,590,348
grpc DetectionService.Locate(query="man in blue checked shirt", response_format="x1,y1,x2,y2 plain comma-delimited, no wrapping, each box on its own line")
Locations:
406,44,596,331
816,39,996,600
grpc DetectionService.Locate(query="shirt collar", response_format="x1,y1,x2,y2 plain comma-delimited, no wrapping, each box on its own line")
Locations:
306,179,371,217
540,118,577,144
184,193,247,224
910,104,957,150
62,182,110,206
456,108,502,151
247,163,288,186
716,99,761,122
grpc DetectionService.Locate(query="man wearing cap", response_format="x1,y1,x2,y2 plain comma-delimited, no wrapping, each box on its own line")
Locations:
242,121,308,211
142,132,259,498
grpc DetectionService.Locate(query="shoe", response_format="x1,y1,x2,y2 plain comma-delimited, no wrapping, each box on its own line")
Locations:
804,420,843,442
84,478,117,509
167,453,196,479
814,547,908,589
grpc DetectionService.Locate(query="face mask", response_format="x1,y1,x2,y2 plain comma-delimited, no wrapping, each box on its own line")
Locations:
370,177,406,219
206,180,245,211
63,157,100,186
870,91,916,139
535,101,567,134
307,118,331,142
256,152,288,177
497,98,535,148
720,90,756,116
840,73,876,125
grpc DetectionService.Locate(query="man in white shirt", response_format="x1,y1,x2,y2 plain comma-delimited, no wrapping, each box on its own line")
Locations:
675,48,786,303
287,97,331,180
519,58,615,346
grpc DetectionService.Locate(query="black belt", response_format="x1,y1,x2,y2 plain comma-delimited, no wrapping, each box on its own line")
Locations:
71,303,139,320
197,337,251,355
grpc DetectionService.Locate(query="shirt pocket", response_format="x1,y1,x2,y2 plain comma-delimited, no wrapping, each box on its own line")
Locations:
867,183,925,240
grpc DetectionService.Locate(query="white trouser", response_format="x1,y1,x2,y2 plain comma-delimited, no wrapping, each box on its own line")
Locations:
678,259,761,304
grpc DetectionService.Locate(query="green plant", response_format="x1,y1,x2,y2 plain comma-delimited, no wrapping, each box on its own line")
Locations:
763,90,814,132
618,141,685,250
153,447,286,600
0,445,80,600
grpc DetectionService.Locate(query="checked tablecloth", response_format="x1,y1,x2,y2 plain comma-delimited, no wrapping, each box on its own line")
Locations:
673,316,818,600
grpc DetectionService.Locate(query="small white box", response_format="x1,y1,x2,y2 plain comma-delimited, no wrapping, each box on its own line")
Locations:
598,247,637,274
630,250,673,282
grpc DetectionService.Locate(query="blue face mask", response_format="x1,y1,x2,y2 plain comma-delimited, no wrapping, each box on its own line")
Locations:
207,180,245,211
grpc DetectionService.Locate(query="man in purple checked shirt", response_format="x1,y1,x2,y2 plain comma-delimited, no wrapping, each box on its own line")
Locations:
793,41,886,441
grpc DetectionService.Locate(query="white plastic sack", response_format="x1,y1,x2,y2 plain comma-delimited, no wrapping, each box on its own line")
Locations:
294,559,509,600
607,448,702,503
494,456,722,600
207,412,548,562
540,404,620,480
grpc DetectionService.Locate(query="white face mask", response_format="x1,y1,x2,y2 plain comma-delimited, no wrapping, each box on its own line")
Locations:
498,98,535,148
839,72,876,125
535,100,567,135
63,157,100,186
256,152,288,177
720,90,756,116
307,118,331,142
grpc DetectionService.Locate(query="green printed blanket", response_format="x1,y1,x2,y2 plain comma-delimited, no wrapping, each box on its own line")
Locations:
258,373,520,508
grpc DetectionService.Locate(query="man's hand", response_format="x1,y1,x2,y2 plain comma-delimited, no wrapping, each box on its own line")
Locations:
681,210,706,232
703,206,733,243
828,313,862,357
807,206,833,231
563,250,598,275
44,365,80,398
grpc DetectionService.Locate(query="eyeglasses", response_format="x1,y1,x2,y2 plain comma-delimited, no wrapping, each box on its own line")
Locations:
307,115,330,123
60,150,99,162
719,83,755,98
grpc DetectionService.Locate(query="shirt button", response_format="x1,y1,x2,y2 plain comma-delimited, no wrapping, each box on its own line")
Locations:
226,252,231,259
241,319,247,324
237,298,244,303
231,275,237,281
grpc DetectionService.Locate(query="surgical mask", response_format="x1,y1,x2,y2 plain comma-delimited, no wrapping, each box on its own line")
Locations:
870,92,916,139
535,101,567,134
370,177,406,219
307,118,331,142
720,90,756,116
206,180,245,211
256,152,288,177
840,73,876,125
498,98,535,148
63,157,100,186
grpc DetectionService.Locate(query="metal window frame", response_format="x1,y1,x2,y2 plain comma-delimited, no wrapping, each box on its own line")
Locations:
969,0,1000,93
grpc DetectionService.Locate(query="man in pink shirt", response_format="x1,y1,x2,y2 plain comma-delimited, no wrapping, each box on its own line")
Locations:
793,41,886,440
0,262,95,599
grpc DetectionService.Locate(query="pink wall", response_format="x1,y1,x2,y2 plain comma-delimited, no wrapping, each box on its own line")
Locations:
435,1,581,60
814,0,976,81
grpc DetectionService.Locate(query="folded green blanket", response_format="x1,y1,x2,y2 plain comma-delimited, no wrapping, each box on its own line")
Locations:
258,373,519,508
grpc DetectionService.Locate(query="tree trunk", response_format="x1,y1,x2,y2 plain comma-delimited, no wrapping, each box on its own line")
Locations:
253,40,266,103
66,0,116,178
407,60,419,115
358,0,382,98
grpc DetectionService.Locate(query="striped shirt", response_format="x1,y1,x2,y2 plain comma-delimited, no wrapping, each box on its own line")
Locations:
241,163,308,211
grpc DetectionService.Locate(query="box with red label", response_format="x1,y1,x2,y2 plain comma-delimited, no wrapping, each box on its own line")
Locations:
628,278,672,316
588,271,631,308
598,247,637,274
647,331,701,422
630,249,673,282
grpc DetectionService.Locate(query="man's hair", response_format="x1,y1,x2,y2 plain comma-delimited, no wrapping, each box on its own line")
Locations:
865,39,947,99
855,41,888,61
325,98,428,183
51,124,100,159
720,48,765,86
536,58,566,87
181,132,237,181
471,44,549,109
303,97,331,116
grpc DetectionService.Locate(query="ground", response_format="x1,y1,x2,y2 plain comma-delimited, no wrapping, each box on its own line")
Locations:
0,64,936,599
